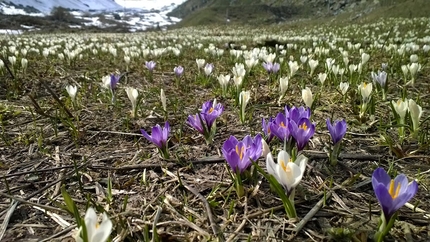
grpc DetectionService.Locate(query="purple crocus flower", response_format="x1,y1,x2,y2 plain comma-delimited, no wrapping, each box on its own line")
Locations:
262,62,273,73
262,62,280,74
271,62,280,73
270,112,291,142
262,117,275,143
200,99,224,129
372,167,418,220
326,118,347,144
187,114,205,134
222,134,262,173
174,66,184,77
289,118,315,151
286,106,311,124
145,61,156,71
140,121,170,150
110,73,120,90
371,71,387,88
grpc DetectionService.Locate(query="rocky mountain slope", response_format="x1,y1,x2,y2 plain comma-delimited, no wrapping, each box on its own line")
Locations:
167,0,415,26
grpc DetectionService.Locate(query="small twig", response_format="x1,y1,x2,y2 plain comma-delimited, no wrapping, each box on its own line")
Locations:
87,152,383,172
39,79,74,119
28,94,55,119
163,168,224,241
0,192,65,214
151,206,162,242
0,56,15,79
163,202,210,237
0,200,18,241
227,196,248,242
292,191,332,236
39,225,77,242
1,165,76,179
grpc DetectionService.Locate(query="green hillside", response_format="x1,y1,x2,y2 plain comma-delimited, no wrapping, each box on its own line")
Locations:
168,0,430,27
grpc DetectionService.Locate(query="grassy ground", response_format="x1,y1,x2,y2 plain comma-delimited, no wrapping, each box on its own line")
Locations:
0,16,429,241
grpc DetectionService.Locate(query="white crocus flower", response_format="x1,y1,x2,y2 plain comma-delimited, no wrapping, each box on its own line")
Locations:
288,61,299,77
266,150,307,194
325,58,335,72
160,88,166,112
318,72,327,85
217,74,230,93
408,99,423,132
125,87,139,117
74,207,112,242
408,63,419,77
410,54,418,63
301,87,313,108
66,85,78,102
101,75,111,90
331,64,339,76
361,52,370,65
339,82,349,95
261,139,270,159
401,65,408,78
279,76,289,96
392,99,408,120
300,55,307,64
308,59,318,77
239,90,250,123
196,59,205,69
8,56,16,66
358,82,372,103
348,64,357,74
245,58,258,70
21,58,28,70
124,55,130,65
233,75,243,88
232,63,246,78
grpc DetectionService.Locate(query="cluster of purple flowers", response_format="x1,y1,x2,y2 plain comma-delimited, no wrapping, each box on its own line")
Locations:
262,106,315,151
262,62,280,74
187,100,224,136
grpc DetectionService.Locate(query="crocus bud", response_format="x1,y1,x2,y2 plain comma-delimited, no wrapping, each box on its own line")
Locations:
65,85,78,102
204,63,214,76
160,88,166,112
279,76,289,96
408,99,423,132
125,87,139,117
301,87,313,108
174,66,184,77
261,139,270,158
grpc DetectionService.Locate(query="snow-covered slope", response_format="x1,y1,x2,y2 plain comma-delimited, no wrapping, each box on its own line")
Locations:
0,0,187,33
115,0,187,11
3,0,122,14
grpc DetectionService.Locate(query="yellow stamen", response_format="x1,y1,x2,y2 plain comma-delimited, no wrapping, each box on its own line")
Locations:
299,122,308,130
388,179,401,199
95,223,100,229
267,127,271,133
280,159,291,173
363,82,367,88
209,107,214,113
280,122,286,127
397,100,401,106
235,145,245,159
